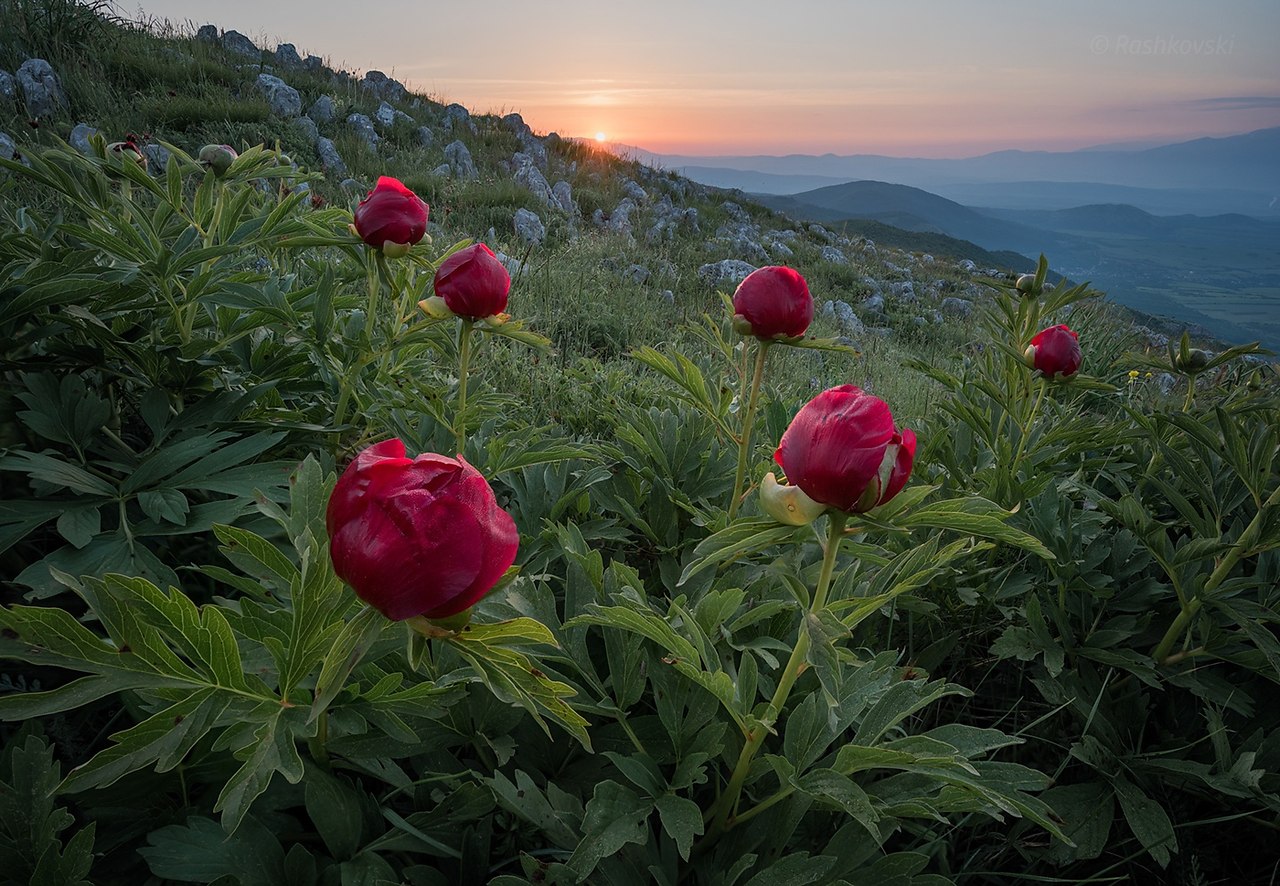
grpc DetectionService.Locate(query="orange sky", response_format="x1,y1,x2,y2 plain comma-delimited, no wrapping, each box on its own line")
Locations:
142,0,1280,157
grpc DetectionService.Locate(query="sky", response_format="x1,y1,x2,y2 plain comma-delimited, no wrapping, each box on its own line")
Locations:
135,0,1280,157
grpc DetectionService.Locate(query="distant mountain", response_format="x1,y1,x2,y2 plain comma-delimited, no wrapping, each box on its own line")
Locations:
755,181,1088,256
759,180,1280,350
635,129,1280,217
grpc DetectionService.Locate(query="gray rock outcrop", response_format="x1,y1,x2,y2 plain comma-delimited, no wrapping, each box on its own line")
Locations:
142,144,170,173
346,113,380,150
415,126,434,149
16,59,65,118
221,30,259,58
513,208,546,246
362,71,406,103
442,103,477,134
275,43,302,67
444,140,477,179
316,137,347,174
69,123,98,154
698,259,756,288
308,95,335,123
256,74,301,117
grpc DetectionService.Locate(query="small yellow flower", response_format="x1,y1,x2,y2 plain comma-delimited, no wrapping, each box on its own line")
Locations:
1145,372,1153,378
1128,369,1140,379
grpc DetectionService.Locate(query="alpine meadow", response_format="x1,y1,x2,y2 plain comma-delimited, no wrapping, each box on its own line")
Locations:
1,3,1278,885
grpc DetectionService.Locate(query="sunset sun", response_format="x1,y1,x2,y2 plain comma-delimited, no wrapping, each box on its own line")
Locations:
595,131,607,143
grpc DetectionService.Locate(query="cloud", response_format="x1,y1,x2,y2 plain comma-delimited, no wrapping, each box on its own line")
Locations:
1184,96,1280,111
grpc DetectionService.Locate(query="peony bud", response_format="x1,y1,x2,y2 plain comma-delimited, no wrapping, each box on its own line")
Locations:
433,243,512,320
352,176,429,255
1024,324,1082,379
327,439,519,621
1175,348,1210,373
731,266,813,340
760,472,827,526
1015,274,1041,296
198,143,238,176
774,385,916,514
106,140,147,171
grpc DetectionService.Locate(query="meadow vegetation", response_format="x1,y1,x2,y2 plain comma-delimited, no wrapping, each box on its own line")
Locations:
1,3,1278,884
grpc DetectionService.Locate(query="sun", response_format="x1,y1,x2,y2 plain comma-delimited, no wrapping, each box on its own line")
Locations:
595,132,607,143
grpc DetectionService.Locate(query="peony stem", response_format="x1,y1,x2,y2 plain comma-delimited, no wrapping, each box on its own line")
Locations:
1152,484,1279,663
1009,377,1048,497
728,341,771,519
1182,375,1196,412
455,319,475,455
706,511,847,837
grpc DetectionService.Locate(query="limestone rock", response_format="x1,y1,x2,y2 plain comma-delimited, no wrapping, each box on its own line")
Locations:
832,301,865,335
515,161,555,207
820,245,847,264
698,259,756,288
221,30,259,58
374,101,412,129
941,297,972,317
442,103,477,135
69,122,98,154
623,180,648,203
513,208,546,246
502,112,532,138
142,144,170,173
362,71,406,103
275,43,302,67
308,95,335,123
16,59,66,118
444,140,477,179
551,180,576,215
256,73,301,117
195,24,218,43
415,126,434,149
0,71,15,106
293,115,318,144
0,131,16,161
316,137,347,174
346,113,380,150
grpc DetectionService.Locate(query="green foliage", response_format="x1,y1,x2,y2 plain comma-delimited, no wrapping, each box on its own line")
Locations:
1,16,1278,880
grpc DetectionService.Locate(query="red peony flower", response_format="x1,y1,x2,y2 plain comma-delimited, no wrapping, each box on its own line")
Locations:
326,439,519,621
774,385,916,513
434,243,512,320
731,266,813,340
1025,324,1082,378
352,176,429,257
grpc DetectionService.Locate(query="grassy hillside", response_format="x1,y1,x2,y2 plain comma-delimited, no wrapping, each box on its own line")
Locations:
2,4,1279,886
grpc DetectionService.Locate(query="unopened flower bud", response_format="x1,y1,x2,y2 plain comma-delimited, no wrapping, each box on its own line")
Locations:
198,144,238,176
106,141,147,170
1175,348,1210,373
1015,274,1041,296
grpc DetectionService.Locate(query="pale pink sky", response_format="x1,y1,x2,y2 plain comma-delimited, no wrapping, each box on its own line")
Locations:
140,0,1280,156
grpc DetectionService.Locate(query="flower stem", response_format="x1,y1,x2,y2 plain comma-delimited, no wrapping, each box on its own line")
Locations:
1152,484,1280,663
455,319,475,455
1009,377,1048,497
728,341,770,519
706,511,847,837
1182,375,1197,412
